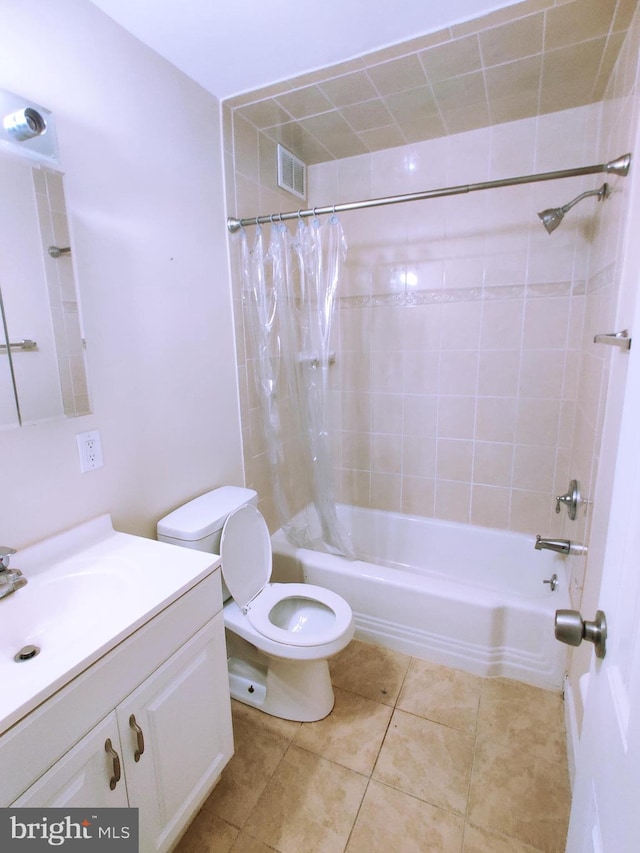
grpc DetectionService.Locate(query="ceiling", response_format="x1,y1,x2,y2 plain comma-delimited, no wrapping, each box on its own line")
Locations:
90,0,633,164
89,0,525,100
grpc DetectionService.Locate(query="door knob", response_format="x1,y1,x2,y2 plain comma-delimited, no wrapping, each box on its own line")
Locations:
555,609,607,659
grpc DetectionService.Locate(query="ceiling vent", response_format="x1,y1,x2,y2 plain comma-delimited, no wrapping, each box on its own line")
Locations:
277,144,306,200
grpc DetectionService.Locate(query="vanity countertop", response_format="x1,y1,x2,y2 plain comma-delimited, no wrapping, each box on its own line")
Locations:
0,514,217,735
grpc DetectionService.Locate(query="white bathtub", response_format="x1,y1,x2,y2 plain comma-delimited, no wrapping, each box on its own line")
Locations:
271,505,569,689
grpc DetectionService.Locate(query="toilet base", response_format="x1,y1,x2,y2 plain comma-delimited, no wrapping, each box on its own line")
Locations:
226,631,335,722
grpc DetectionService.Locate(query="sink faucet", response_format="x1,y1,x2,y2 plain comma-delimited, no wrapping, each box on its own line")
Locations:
535,535,571,555
0,546,27,599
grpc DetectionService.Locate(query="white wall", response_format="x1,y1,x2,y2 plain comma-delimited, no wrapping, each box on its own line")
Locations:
0,0,244,546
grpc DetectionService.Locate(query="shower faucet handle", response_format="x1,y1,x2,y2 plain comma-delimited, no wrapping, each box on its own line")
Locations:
555,479,580,520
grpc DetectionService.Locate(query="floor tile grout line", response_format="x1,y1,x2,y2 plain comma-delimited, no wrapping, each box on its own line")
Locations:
338,650,435,849
463,678,485,823
368,651,414,778
215,643,569,853
341,775,374,852
462,678,565,853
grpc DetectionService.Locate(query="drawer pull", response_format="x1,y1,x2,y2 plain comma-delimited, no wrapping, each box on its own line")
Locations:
105,738,121,790
129,714,145,762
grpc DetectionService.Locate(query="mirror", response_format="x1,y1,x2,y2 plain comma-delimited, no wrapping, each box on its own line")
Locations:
0,91,90,427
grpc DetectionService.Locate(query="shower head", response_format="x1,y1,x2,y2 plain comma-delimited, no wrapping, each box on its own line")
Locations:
538,183,612,234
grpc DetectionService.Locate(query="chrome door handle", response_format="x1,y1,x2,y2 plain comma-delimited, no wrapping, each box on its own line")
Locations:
555,609,607,659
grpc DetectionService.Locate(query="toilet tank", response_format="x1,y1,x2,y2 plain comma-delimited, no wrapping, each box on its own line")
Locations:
157,486,258,554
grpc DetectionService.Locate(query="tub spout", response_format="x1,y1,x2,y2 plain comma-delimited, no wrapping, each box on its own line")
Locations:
535,535,571,555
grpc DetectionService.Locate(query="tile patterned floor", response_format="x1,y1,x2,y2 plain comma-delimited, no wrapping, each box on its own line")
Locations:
174,639,571,853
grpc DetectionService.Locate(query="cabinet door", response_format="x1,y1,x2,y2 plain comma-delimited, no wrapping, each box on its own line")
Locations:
116,612,233,853
12,713,128,808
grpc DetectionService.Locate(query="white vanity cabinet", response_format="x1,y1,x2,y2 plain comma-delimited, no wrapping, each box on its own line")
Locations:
2,568,233,853
13,712,129,809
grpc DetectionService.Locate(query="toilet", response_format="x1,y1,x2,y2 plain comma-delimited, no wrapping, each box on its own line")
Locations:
157,486,354,721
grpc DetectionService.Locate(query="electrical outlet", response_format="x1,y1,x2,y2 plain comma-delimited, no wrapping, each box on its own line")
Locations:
76,429,104,473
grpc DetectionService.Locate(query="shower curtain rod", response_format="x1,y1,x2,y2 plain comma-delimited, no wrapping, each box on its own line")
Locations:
226,153,631,233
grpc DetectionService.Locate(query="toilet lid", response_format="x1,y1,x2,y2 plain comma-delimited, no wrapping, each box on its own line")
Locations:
220,505,272,609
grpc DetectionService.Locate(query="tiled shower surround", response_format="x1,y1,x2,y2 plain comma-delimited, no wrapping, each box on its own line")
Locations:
225,3,640,623
314,107,603,538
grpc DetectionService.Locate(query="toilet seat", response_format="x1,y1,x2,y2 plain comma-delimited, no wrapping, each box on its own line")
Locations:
220,506,352,648
247,582,353,646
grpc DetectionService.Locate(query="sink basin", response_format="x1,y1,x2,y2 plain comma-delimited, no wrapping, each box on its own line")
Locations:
0,569,133,650
0,514,217,734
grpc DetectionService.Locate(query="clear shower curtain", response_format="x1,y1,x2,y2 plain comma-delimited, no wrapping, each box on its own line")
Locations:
239,215,353,557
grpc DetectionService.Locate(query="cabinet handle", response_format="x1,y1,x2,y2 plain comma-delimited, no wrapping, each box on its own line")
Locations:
104,738,121,790
129,714,145,762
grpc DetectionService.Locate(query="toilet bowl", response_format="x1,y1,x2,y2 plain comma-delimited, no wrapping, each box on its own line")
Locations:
157,487,354,721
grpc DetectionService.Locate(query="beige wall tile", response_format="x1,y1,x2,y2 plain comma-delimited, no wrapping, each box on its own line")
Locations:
479,13,544,66
419,35,482,82
275,85,334,119
475,397,518,443
477,350,521,397
228,8,632,538
473,442,514,487
237,99,293,130
340,98,394,132
485,55,542,102
439,351,479,395
437,438,474,481
432,70,488,112
470,484,511,528
513,444,556,491
402,475,436,516
545,0,619,51
516,398,561,445
435,479,472,523
359,124,406,152
438,396,477,439
509,488,553,533
371,471,402,510
320,70,379,107
367,54,427,96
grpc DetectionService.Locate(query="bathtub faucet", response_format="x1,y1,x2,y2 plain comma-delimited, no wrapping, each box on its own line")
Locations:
535,535,571,555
